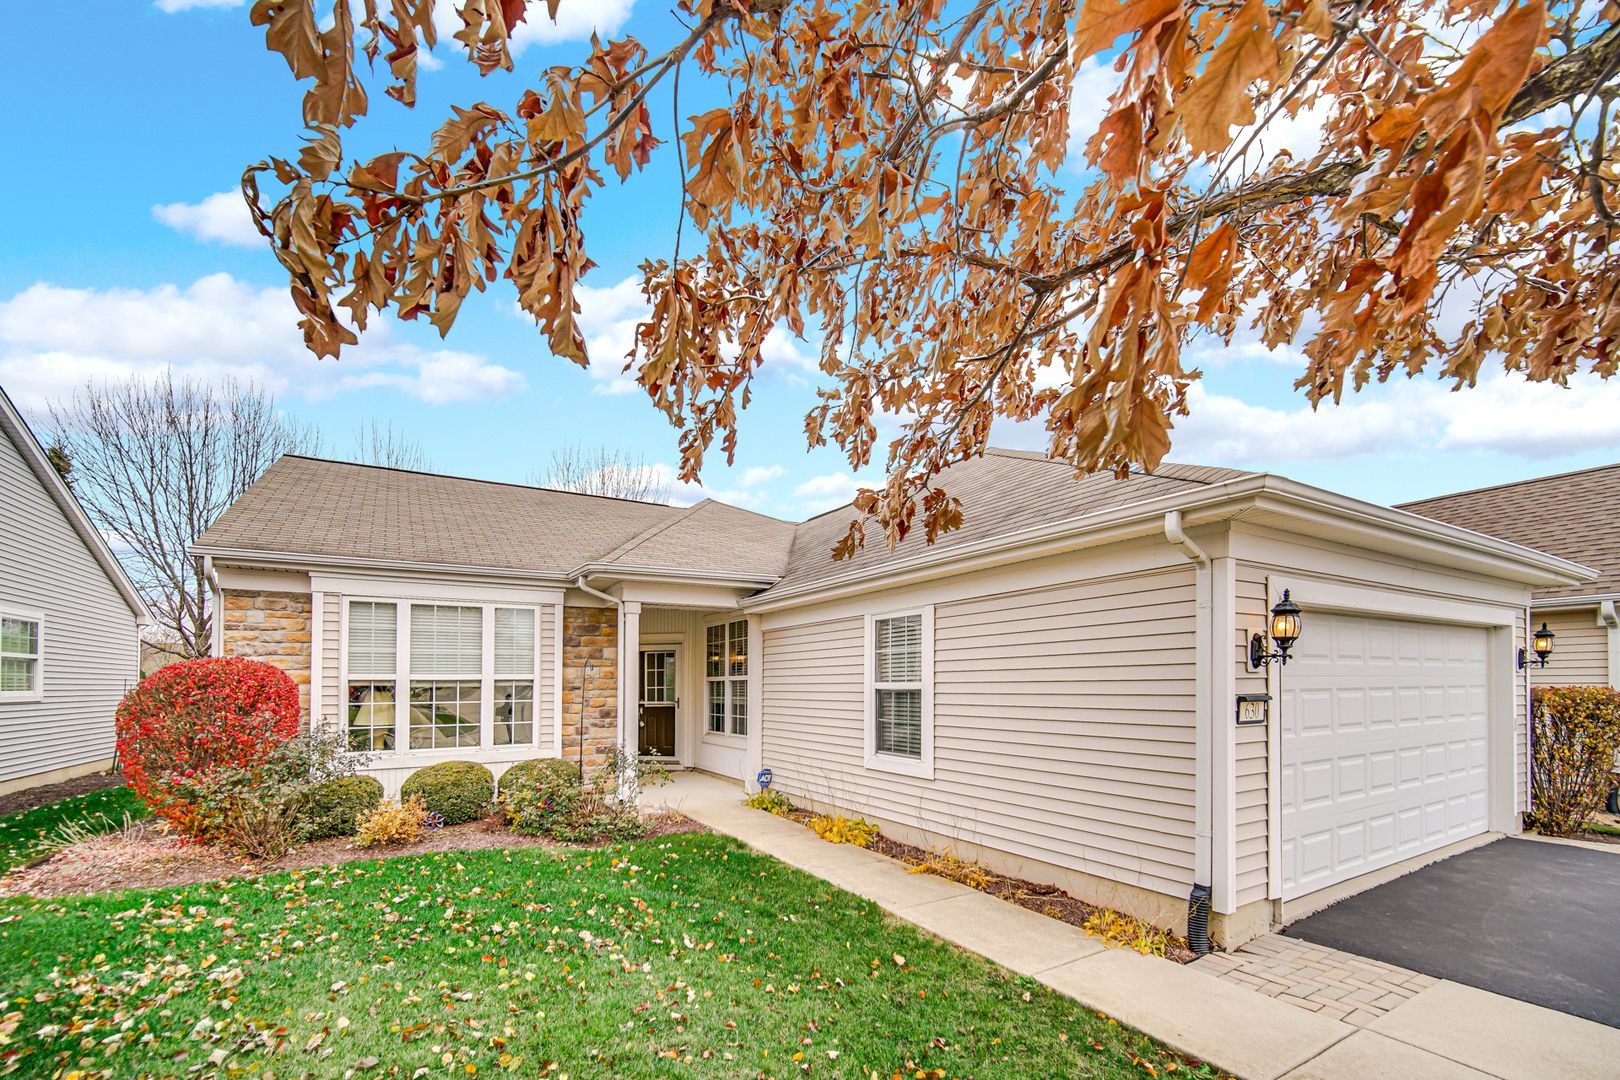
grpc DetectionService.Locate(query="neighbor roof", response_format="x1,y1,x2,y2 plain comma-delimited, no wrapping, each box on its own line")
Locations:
195,456,689,576
1397,463,1620,600
763,449,1254,595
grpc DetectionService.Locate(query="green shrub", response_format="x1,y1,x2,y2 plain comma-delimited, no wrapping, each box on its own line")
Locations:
399,761,494,825
500,758,582,791
1530,685,1620,837
303,775,383,840
499,749,667,843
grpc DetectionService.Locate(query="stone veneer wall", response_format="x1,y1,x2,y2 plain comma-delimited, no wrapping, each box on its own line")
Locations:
561,605,618,774
220,589,313,722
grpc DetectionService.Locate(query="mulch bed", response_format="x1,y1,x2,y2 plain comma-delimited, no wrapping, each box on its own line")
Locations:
0,810,708,899
0,770,124,818
773,806,1196,963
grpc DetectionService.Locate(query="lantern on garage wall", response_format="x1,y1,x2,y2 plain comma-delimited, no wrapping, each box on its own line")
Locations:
1519,622,1556,669
1250,590,1304,669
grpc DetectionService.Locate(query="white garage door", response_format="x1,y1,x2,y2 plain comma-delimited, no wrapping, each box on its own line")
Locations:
1281,612,1489,900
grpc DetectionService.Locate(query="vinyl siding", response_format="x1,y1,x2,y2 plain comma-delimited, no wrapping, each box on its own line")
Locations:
0,425,138,785
1530,608,1608,688
762,566,1198,899
1517,609,1530,813
319,593,341,725
1234,565,1271,906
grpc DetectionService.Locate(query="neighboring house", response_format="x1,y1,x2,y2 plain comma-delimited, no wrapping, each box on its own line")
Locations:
0,385,151,796
1400,465,1620,689
195,451,1591,947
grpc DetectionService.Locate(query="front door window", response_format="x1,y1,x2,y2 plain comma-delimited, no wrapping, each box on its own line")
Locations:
639,649,677,757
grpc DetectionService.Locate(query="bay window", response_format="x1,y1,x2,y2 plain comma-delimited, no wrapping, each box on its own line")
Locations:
343,599,541,754
707,618,748,737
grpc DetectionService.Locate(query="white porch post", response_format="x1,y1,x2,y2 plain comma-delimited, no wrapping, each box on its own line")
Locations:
619,600,641,802
745,614,764,793
1211,557,1238,914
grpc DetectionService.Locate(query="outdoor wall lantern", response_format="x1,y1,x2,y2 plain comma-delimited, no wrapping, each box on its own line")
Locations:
1250,590,1304,669
1518,622,1556,670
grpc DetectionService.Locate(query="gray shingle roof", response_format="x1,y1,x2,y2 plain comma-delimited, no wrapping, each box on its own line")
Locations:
195,456,684,574
198,450,1254,588
763,450,1254,594
1397,464,1620,600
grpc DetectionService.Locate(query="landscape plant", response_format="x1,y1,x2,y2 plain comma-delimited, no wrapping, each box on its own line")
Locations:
354,794,431,848
0,835,1230,1079
808,813,878,848
499,750,671,843
0,787,150,875
743,789,797,817
303,775,385,841
166,729,369,858
399,761,494,826
115,658,301,836
1529,685,1620,837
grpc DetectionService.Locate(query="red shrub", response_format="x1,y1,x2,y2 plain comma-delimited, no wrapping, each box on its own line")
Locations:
116,657,300,834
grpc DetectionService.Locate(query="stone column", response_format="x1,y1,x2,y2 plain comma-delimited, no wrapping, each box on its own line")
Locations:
561,605,618,775
619,601,641,803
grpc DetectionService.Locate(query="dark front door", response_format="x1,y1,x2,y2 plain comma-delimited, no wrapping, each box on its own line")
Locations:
639,649,677,757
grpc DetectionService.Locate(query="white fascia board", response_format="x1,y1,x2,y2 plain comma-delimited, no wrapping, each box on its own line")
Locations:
1533,591,1620,611
567,562,781,590
0,384,153,626
744,473,1595,614
191,545,576,586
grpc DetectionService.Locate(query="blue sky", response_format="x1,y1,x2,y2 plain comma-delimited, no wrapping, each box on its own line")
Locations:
3,2,1617,522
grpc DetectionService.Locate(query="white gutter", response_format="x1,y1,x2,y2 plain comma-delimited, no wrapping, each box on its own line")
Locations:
744,474,1596,614
203,555,223,657
1167,512,1215,914
1534,591,1620,611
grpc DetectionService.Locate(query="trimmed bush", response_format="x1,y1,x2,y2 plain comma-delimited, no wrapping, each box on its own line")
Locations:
355,795,429,847
1530,685,1620,837
304,775,384,840
115,657,301,835
400,761,494,825
500,758,581,791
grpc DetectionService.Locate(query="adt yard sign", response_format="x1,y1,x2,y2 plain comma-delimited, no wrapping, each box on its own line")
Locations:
757,768,773,789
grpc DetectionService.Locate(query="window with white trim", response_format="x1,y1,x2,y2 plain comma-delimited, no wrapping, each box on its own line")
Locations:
864,606,933,778
706,619,748,736
346,601,396,751
0,613,42,698
342,599,541,753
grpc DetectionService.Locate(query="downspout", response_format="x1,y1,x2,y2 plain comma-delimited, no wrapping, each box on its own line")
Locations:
574,576,622,786
1165,512,1215,956
203,555,223,658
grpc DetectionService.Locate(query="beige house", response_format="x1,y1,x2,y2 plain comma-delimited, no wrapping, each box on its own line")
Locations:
195,450,1591,947
1401,465,1620,690
0,385,150,796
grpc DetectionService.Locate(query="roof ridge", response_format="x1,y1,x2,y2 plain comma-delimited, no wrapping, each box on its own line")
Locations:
280,454,680,508
599,501,708,563
1396,461,1620,508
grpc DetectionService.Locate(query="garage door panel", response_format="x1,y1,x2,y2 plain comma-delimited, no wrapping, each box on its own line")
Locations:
1282,612,1490,899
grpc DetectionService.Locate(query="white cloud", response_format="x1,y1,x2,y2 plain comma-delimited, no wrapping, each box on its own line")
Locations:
155,0,241,11
428,0,633,64
1173,373,1620,466
0,274,524,411
152,191,262,247
740,465,785,488
792,471,883,516
1066,57,1126,168
549,275,819,394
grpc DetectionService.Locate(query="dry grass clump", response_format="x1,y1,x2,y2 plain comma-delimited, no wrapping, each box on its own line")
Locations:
807,813,877,847
354,795,429,847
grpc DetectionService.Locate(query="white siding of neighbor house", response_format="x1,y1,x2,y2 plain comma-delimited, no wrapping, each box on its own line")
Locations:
762,565,1199,900
0,424,139,786
1530,607,1609,688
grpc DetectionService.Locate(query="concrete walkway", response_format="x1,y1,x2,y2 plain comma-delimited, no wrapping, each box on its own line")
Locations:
648,772,1620,1080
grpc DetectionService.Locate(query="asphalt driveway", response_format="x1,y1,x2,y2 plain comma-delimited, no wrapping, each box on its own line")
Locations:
1284,837,1620,1027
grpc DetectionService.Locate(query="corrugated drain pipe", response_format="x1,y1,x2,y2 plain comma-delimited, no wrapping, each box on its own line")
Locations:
1164,512,1215,957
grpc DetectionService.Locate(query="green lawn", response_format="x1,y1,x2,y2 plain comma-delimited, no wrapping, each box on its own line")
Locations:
0,786,149,874
0,833,1223,1080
